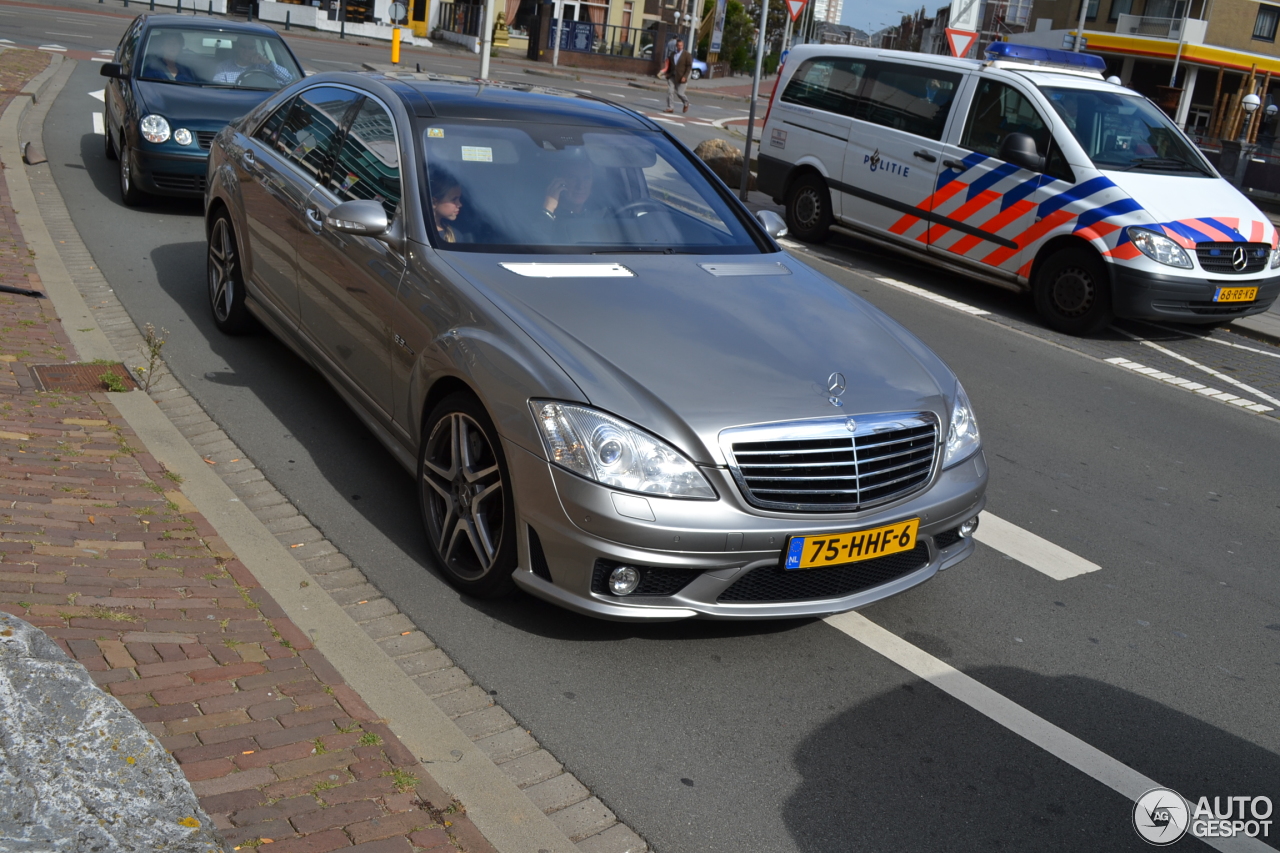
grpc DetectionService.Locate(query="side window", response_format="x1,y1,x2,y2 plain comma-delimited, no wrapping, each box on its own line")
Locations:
119,23,142,73
961,80,1073,181
252,97,293,147
858,64,961,141
329,97,402,219
779,57,868,117
275,87,361,182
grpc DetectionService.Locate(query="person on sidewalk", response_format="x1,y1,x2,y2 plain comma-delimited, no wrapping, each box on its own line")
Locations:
661,39,693,114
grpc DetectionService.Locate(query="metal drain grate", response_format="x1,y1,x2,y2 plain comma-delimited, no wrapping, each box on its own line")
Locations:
30,363,137,393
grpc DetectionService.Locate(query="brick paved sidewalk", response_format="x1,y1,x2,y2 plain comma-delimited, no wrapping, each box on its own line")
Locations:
0,48,492,853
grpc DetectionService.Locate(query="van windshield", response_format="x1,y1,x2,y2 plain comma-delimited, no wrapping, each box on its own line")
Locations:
1041,87,1212,176
420,122,761,253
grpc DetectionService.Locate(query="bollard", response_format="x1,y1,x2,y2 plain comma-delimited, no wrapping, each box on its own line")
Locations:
247,1,252,20
207,0,212,13
285,9,290,28
148,0,153,8
391,27,400,64
176,0,181,12
339,17,345,37
416,62,421,72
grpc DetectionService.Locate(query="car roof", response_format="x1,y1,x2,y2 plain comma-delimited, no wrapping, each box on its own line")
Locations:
137,14,281,37
325,72,658,128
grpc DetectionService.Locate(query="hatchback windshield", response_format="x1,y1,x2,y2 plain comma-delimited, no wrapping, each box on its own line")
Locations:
1042,87,1210,175
138,28,302,90
420,122,760,253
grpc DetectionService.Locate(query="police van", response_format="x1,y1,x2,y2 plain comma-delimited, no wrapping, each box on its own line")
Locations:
758,42,1280,335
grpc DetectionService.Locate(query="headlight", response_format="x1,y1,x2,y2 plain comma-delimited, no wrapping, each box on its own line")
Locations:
943,383,980,469
1270,248,1280,269
532,401,716,499
173,127,193,146
1127,226,1192,269
139,114,171,144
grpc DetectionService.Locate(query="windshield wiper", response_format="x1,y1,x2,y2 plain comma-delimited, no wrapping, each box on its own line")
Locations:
1120,156,1210,175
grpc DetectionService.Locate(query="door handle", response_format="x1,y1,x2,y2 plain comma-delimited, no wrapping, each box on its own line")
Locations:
942,159,965,171
243,149,256,166
913,150,937,163
305,208,323,231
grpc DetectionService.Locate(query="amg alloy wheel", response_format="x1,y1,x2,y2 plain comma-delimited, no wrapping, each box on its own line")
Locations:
207,213,253,334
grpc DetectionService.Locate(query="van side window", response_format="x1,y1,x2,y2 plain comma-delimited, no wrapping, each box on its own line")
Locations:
961,80,1073,181
779,57,868,117
859,65,961,141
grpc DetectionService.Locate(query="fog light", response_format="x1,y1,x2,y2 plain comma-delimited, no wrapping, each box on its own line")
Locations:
608,565,641,596
958,517,979,538
173,127,193,146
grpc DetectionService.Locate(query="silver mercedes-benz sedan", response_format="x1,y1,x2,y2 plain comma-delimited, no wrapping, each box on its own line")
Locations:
204,72,987,621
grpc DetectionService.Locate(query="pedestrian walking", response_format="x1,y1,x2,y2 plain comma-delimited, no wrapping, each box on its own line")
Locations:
661,38,693,114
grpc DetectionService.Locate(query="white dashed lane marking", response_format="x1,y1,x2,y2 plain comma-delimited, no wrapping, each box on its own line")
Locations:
1104,358,1273,413
973,512,1101,580
1111,328,1279,411
825,611,1273,853
92,112,103,135
876,276,990,316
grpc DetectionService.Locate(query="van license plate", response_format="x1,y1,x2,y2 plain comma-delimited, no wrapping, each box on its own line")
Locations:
784,519,919,570
1214,286,1257,303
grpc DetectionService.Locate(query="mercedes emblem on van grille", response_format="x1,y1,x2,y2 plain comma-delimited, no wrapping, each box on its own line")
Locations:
1232,246,1248,271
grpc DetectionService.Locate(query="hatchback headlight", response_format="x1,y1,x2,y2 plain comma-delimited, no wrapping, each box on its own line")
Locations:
140,114,171,144
173,127,193,146
532,401,716,499
943,383,980,469
1127,226,1192,269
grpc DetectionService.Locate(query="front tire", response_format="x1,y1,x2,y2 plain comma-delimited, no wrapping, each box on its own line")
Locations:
207,213,254,334
691,68,702,80
418,393,518,599
1033,248,1114,336
118,139,146,206
104,124,117,161
784,172,832,243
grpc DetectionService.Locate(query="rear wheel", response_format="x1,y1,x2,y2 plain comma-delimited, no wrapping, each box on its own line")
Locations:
118,139,146,207
418,393,518,598
784,172,832,243
1033,248,1114,336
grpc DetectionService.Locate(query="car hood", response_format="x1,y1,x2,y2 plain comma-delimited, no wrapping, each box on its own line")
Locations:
439,252,955,465
1103,171,1278,242
135,80,269,126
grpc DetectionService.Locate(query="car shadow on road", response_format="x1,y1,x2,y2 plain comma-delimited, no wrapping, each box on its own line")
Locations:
77,133,204,215
785,665,1280,852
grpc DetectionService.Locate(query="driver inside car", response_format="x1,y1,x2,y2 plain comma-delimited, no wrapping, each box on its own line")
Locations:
212,39,292,86
541,157,595,221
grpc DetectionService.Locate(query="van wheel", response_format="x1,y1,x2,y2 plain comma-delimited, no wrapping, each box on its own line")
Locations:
1033,248,1114,336
785,173,832,243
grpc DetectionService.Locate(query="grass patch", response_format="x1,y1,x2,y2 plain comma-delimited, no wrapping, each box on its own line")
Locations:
383,768,418,794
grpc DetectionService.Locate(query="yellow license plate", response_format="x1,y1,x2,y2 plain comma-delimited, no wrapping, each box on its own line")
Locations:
1214,286,1257,303
783,519,920,570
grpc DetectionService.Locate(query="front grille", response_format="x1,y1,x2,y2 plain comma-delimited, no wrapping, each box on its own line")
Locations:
591,560,700,597
718,543,929,602
723,413,939,512
196,130,218,150
934,527,963,549
1195,242,1269,274
151,172,206,192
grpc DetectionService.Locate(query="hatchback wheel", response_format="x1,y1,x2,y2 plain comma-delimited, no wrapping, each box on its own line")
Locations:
104,125,117,161
207,213,253,334
785,173,832,243
1033,248,1114,336
418,393,517,598
118,140,146,206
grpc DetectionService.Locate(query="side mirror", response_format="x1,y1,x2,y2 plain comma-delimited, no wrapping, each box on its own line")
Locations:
325,199,388,237
99,62,124,79
756,209,788,240
998,132,1045,172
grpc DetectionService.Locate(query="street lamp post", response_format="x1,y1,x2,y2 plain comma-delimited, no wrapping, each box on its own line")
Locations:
1231,92,1261,188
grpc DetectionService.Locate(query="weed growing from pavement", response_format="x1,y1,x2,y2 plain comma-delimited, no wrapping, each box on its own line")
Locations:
99,372,128,393
384,769,418,793
135,324,168,392
358,732,383,747
312,737,327,755
164,470,183,483
89,606,139,623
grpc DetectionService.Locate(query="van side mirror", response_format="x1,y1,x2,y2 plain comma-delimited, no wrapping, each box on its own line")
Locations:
999,133,1045,172
99,63,125,79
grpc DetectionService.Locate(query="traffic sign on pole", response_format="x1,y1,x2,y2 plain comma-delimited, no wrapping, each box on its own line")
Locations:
944,27,978,58
785,0,806,23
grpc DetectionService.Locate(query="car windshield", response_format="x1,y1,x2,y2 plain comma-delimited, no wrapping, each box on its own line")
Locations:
137,28,302,90
1042,86,1211,175
420,121,761,253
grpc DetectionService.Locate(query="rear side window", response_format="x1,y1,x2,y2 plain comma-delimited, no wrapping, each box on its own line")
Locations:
275,86,361,182
329,97,401,219
858,64,961,141
780,57,869,117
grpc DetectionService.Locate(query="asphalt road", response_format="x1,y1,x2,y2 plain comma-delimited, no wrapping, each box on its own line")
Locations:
13,9,1280,850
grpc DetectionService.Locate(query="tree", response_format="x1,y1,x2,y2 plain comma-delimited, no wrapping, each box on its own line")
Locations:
702,0,755,73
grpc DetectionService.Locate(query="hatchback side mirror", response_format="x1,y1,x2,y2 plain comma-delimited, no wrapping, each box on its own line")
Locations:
999,132,1045,172
99,62,124,79
325,199,388,237
756,209,788,240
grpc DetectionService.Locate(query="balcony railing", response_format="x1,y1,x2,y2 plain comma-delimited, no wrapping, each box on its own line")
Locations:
1113,13,1206,43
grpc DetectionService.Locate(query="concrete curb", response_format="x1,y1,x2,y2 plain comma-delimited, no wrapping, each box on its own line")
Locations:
525,68,580,81
1229,313,1280,347
5,52,645,853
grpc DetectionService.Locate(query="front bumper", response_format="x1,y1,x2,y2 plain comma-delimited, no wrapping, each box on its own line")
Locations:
1112,265,1280,323
131,146,209,197
505,441,988,621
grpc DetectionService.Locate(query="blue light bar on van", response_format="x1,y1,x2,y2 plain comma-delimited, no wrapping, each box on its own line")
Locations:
984,41,1106,72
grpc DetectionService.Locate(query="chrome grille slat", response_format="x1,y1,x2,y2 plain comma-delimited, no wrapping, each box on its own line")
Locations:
722,412,940,512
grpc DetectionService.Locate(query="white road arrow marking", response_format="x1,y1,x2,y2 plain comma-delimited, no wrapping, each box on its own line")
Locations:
89,89,105,102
